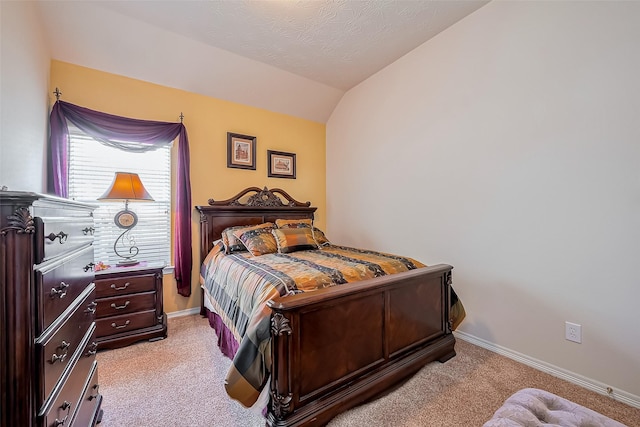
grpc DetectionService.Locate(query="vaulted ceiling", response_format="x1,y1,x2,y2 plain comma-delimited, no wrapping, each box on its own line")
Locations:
36,1,488,122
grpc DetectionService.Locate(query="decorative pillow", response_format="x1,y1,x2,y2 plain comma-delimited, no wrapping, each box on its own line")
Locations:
232,223,277,256
272,228,319,254
275,218,313,229
312,227,331,246
221,225,250,253
274,218,331,247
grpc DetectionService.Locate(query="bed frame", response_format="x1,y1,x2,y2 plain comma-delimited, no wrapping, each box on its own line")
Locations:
196,187,456,427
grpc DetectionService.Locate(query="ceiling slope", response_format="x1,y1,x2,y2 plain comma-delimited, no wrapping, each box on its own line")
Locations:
36,1,487,123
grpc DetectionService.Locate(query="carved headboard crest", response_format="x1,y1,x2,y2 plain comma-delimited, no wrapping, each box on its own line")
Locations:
208,187,310,208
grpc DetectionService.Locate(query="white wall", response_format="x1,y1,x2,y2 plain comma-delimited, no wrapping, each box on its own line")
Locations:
327,1,640,400
0,1,51,192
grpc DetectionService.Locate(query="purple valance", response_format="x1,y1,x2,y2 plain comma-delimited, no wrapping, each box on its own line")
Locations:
48,100,193,297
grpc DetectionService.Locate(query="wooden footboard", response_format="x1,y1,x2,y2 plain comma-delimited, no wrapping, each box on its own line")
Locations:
266,264,455,427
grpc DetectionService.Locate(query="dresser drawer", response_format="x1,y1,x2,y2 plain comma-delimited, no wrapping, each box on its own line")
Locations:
95,272,157,298
96,309,158,337
36,285,96,402
72,361,101,427
35,216,95,264
40,323,97,427
35,245,95,335
96,291,156,318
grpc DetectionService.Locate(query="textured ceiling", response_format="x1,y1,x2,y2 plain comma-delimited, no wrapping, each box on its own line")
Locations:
93,0,488,91
36,0,488,122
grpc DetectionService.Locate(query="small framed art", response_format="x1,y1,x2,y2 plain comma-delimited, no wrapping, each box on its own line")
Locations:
267,150,296,179
227,132,256,170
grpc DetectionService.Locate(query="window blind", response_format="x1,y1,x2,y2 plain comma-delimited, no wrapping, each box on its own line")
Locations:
68,129,171,267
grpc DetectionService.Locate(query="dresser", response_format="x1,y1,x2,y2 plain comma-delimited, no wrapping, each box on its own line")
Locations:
0,191,102,427
94,263,167,350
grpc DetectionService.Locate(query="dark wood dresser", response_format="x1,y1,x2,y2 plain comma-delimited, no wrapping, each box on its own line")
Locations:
94,263,167,350
0,191,103,427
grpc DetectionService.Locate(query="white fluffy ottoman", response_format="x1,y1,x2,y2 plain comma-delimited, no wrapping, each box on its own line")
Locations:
483,388,628,427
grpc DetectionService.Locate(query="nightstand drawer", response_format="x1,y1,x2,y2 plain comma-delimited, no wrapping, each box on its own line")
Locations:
94,264,166,349
95,291,156,318
95,309,157,337
95,272,156,298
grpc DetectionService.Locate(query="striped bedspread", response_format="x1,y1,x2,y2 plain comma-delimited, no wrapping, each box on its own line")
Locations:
199,241,464,407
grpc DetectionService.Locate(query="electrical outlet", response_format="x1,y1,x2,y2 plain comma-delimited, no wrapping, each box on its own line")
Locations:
565,322,582,343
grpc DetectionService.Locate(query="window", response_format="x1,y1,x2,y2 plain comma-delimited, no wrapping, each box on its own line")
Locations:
67,128,171,266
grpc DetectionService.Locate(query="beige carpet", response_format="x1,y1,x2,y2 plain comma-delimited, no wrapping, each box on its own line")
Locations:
96,315,639,426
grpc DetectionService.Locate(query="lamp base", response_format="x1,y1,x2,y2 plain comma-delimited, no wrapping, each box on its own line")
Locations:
116,259,140,267
113,226,141,267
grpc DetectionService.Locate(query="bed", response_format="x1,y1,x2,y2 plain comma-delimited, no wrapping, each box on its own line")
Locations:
196,187,464,427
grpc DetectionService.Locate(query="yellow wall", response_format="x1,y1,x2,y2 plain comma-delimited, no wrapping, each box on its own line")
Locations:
50,60,326,313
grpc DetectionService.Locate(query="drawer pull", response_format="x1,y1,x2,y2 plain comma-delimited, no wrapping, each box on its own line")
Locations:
53,401,71,426
50,282,70,299
83,262,95,272
82,226,95,235
46,231,68,243
110,282,130,291
85,301,97,314
50,341,70,364
86,341,98,357
111,320,131,330
111,301,130,310
89,384,100,401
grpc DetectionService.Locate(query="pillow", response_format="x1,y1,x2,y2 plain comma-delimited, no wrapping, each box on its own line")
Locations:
275,218,313,229
312,227,331,246
232,223,277,256
274,218,331,247
272,228,319,254
221,225,250,253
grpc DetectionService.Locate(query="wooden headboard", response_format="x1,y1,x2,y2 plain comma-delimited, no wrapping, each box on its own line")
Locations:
195,187,317,263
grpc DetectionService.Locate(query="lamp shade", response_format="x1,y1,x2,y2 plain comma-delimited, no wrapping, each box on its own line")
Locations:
98,172,154,201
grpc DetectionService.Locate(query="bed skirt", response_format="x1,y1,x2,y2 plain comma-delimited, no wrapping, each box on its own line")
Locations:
205,308,240,360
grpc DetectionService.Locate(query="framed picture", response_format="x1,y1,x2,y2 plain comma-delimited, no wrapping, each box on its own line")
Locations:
227,132,256,170
267,150,296,179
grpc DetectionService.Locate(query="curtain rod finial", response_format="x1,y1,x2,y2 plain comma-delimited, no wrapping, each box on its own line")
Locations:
53,87,62,101
179,112,184,123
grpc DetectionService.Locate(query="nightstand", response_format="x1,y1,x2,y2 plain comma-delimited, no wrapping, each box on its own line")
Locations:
94,262,167,350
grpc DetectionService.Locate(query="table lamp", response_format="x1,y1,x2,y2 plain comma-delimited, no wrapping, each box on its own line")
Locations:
98,172,154,266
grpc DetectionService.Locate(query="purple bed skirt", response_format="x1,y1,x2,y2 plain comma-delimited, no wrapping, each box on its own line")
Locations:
205,308,240,360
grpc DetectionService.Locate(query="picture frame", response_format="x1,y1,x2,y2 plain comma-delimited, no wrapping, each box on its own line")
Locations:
227,132,256,170
267,150,296,179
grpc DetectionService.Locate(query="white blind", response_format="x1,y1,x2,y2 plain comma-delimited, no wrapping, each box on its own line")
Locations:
68,129,171,267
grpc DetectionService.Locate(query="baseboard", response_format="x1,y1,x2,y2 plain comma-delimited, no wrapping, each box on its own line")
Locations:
454,330,640,409
166,307,200,319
